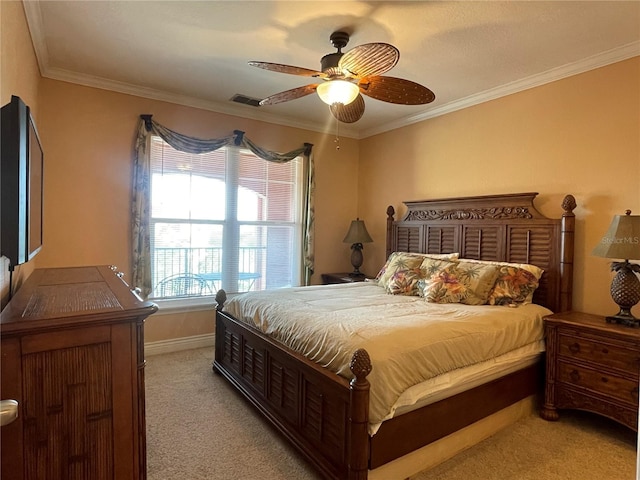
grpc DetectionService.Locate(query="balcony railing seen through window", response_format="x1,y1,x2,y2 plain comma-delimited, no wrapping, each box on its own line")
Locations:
150,246,264,299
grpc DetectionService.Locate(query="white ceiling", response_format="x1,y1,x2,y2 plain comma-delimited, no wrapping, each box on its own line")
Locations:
24,1,640,139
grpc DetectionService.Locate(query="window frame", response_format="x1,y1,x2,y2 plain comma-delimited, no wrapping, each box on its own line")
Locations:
147,137,304,303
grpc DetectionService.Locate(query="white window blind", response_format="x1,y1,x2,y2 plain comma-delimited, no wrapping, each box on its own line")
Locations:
149,136,303,299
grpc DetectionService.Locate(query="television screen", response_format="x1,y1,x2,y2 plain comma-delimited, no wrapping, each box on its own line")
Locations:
1,95,44,268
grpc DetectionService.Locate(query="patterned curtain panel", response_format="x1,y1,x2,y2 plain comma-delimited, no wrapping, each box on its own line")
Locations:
131,115,314,297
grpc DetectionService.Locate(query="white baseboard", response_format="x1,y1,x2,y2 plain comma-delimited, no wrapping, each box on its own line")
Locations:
145,333,215,357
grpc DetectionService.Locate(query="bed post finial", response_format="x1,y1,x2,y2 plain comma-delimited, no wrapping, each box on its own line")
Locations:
215,289,227,311
560,195,576,312
386,206,395,260
350,348,372,380
348,348,371,480
562,194,577,214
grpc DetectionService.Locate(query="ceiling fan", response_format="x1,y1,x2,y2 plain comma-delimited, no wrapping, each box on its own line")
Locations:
249,31,435,123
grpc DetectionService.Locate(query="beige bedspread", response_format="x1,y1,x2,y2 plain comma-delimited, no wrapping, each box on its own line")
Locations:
223,282,551,430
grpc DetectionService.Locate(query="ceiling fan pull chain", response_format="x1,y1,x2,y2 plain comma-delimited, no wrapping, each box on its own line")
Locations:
334,116,340,150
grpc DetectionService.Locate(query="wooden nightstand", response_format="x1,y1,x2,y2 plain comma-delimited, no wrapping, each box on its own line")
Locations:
321,272,370,285
541,311,640,431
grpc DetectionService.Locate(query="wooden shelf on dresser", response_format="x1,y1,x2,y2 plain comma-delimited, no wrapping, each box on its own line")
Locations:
541,311,640,431
0,266,158,480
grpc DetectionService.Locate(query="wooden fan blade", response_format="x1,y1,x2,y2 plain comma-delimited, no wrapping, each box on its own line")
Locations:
330,95,365,123
338,43,399,78
249,61,326,78
358,76,435,105
259,84,319,106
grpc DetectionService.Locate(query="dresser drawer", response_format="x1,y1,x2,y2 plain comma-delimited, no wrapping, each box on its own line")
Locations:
558,332,640,374
557,360,639,406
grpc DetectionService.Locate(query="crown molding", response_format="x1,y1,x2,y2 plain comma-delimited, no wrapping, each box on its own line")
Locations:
360,42,640,138
23,3,638,140
42,67,361,139
23,0,49,75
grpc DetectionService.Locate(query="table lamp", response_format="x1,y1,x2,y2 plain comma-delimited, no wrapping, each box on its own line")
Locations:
343,218,373,277
592,210,640,326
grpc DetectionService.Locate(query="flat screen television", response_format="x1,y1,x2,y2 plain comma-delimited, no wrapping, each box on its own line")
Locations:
1,95,44,269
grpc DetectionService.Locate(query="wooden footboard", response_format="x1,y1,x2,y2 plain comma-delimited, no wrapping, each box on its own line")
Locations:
213,295,371,480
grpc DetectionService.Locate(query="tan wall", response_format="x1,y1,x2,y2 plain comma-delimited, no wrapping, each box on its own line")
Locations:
3,1,639,337
359,57,640,318
0,1,41,307
35,79,359,341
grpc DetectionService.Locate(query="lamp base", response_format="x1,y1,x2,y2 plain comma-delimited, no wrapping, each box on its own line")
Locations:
605,310,640,328
350,243,364,277
606,262,640,328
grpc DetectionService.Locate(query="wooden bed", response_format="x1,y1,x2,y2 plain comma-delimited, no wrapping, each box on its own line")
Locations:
213,192,576,480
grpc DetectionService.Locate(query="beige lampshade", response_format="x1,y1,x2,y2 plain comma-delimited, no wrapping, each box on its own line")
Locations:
592,211,640,260
343,218,373,245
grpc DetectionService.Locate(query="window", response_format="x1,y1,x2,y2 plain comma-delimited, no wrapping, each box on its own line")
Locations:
149,136,303,299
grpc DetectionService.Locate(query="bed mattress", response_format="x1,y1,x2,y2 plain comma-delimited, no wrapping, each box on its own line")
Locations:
223,282,551,434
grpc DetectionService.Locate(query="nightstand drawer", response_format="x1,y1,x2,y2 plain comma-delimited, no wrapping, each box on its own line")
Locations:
557,360,639,406
558,333,640,374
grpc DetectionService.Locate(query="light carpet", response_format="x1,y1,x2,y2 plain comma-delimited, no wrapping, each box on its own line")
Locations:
145,347,637,480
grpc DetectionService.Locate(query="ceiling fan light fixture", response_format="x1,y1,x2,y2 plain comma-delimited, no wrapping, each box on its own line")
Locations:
316,80,359,106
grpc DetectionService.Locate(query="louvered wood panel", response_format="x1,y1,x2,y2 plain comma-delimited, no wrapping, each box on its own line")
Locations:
301,380,348,466
302,381,323,437
507,227,551,265
395,225,421,252
22,343,113,480
426,225,456,255
242,342,265,388
266,358,298,424
223,330,242,374
461,226,502,260
319,396,348,464
507,226,556,308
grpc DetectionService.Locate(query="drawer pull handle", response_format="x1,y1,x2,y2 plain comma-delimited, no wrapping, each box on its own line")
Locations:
570,370,581,382
569,343,580,354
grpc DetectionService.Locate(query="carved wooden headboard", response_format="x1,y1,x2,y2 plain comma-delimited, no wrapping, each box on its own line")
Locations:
385,192,576,313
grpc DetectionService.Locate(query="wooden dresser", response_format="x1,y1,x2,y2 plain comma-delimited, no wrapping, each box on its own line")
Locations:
0,266,157,480
541,311,640,431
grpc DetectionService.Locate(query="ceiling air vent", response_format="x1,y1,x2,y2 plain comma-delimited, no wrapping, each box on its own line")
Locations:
230,94,262,107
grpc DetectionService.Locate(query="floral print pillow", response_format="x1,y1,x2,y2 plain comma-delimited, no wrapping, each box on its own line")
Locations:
386,258,455,295
375,252,459,291
418,269,469,303
386,267,424,295
419,261,501,305
456,259,544,306
487,265,540,306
